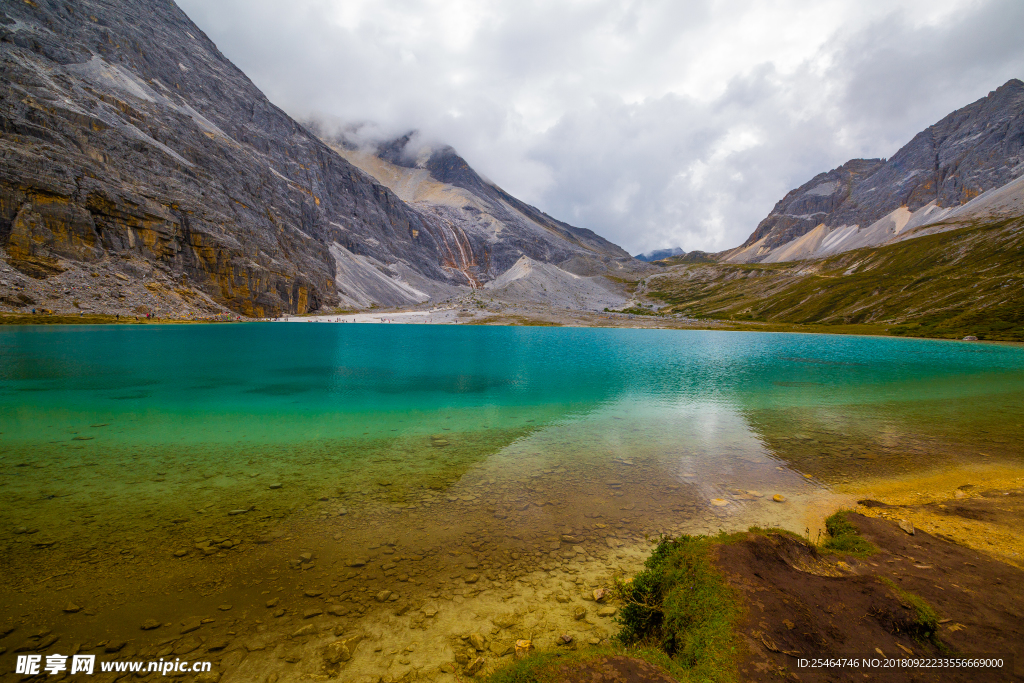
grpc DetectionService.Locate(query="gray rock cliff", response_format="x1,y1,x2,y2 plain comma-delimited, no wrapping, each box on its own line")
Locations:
739,79,1024,255
0,0,633,316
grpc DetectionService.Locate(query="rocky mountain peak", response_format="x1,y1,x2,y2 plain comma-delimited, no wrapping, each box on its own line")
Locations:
0,0,635,317
730,78,1024,262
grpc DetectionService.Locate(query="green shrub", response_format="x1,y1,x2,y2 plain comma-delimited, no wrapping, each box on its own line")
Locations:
822,511,876,556
616,536,738,678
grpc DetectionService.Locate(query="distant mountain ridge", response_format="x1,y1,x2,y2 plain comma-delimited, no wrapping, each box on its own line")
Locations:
634,247,685,262
726,79,1024,263
0,0,635,317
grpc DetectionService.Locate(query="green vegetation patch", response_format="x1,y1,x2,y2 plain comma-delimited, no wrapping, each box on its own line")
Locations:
821,510,877,556
486,534,740,683
645,218,1024,341
616,535,740,679
879,578,940,643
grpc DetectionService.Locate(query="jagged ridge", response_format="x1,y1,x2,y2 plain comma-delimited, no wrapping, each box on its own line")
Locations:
728,79,1024,263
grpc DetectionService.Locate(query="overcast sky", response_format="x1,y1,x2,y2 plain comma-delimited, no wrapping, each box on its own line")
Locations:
178,0,1024,255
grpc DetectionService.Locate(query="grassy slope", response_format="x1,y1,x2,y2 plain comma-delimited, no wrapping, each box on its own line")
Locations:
646,218,1024,341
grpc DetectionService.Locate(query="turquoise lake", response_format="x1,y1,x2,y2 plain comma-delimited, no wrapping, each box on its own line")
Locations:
2,324,1022,457
1,324,1023,678
2,322,1023,544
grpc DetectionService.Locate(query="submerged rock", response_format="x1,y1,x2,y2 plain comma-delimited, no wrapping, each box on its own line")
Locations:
324,634,363,664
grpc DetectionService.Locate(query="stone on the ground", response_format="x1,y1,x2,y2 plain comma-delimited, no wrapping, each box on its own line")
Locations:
324,634,362,664
180,619,202,634
469,633,486,651
492,613,516,628
773,494,787,503
898,519,915,535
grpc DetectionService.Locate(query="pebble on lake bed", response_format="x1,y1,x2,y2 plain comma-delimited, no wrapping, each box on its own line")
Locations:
710,498,729,507
772,494,787,503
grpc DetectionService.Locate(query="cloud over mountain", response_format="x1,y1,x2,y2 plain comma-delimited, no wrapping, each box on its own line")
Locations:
177,0,1024,254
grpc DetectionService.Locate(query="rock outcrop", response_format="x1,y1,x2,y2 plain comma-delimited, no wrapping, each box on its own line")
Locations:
727,79,1024,263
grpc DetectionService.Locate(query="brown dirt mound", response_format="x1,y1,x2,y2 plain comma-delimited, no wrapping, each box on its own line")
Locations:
719,511,1024,682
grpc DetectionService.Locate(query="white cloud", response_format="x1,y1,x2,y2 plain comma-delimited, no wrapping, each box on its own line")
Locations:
177,0,1024,254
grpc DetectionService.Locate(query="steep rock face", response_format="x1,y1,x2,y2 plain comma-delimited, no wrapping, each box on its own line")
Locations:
322,133,638,290
740,159,884,250
833,79,1024,227
732,79,1024,262
0,0,480,315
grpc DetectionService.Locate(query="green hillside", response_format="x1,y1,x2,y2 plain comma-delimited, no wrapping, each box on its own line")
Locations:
646,218,1024,341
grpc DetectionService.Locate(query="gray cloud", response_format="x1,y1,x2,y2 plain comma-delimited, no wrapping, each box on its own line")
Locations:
177,0,1024,255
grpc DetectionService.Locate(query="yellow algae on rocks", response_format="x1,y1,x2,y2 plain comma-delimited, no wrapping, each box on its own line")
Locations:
837,463,1024,568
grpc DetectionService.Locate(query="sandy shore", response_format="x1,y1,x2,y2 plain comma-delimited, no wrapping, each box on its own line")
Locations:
278,308,460,325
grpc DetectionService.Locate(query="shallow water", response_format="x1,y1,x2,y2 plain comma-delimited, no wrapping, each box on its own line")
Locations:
1,325,1022,680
